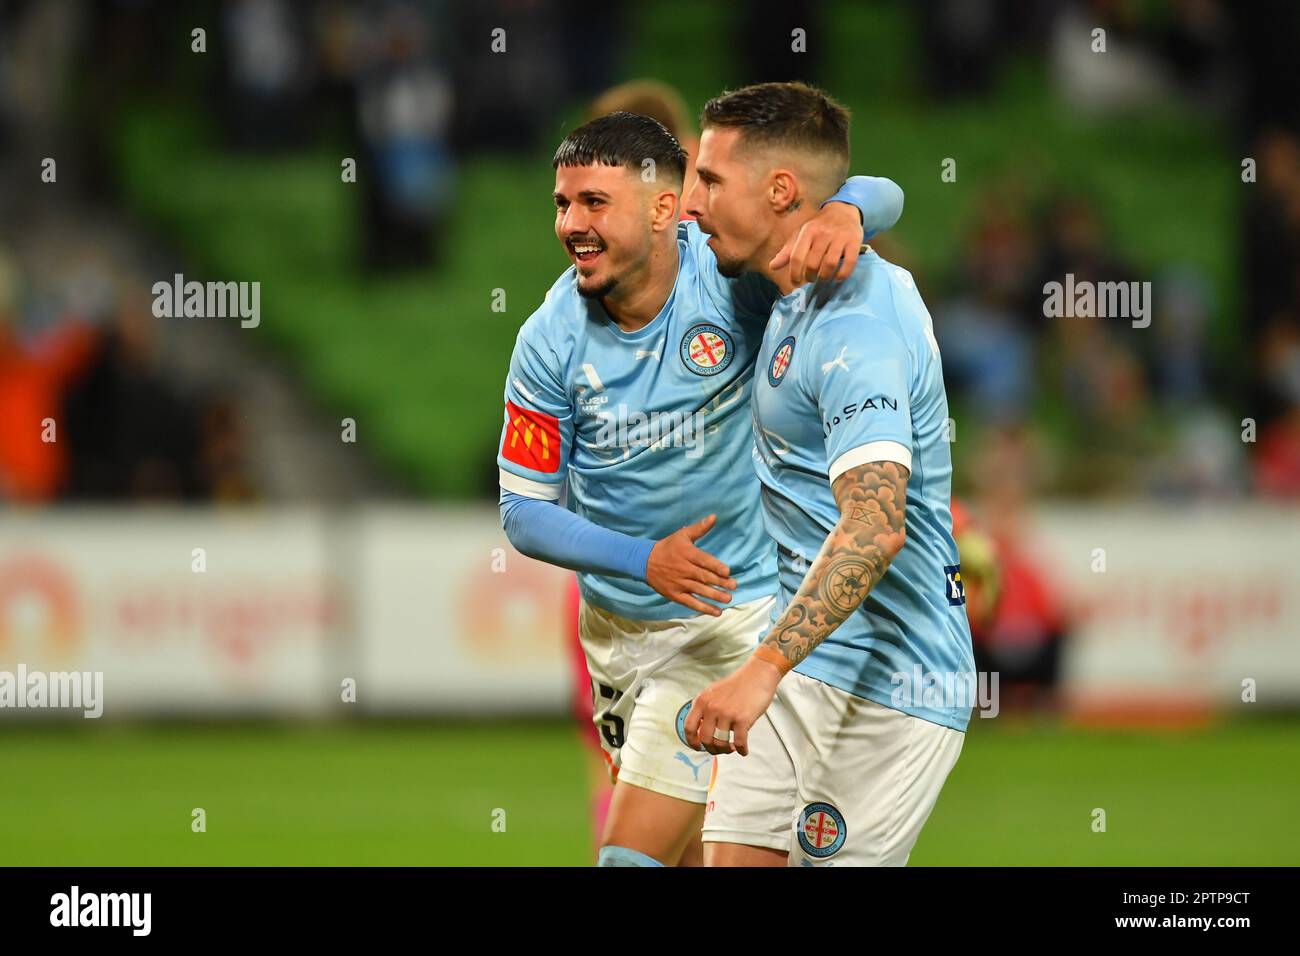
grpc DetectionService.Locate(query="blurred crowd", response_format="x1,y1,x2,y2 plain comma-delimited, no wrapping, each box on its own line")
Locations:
905,0,1300,503
214,0,626,271
1244,129,1300,498
911,182,1247,501
0,248,254,504
200,0,1297,503
0,0,1297,515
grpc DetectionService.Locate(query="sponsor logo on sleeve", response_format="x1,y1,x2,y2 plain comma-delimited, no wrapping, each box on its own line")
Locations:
821,395,899,438
502,400,561,473
944,564,966,606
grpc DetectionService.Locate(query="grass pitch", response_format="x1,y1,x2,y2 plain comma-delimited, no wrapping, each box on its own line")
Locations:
2,716,1295,866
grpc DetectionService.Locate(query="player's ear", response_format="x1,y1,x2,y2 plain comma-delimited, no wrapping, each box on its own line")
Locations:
650,188,679,232
769,169,799,215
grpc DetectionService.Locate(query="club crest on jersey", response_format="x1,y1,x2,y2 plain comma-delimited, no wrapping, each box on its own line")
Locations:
680,324,734,376
945,564,966,606
798,802,846,858
768,336,796,387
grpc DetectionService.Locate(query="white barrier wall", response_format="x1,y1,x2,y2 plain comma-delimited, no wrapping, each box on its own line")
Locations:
0,510,335,714
1031,505,1300,707
353,508,570,712
0,505,1296,716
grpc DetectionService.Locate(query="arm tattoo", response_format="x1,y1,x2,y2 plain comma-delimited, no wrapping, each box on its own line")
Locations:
763,460,909,668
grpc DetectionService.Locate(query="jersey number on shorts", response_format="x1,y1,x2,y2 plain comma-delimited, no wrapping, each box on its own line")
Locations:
594,682,626,749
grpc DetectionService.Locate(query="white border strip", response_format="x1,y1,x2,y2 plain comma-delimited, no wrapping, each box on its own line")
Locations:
829,440,912,483
498,468,561,500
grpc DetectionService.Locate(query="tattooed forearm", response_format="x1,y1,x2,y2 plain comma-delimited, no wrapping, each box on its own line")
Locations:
761,460,909,669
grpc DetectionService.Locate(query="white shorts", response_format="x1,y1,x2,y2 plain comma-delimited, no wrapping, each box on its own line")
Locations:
580,595,774,804
702,669,964,865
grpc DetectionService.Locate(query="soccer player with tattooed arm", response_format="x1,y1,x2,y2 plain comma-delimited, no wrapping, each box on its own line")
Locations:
683,82,976,867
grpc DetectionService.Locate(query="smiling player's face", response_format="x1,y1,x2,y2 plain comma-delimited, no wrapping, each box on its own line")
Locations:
554,164,659,300
685,127,772,278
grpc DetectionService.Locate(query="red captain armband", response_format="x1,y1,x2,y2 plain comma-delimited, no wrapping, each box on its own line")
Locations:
502,400,562,474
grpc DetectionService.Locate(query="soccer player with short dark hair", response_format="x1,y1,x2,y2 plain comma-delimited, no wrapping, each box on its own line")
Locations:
682,82,975,866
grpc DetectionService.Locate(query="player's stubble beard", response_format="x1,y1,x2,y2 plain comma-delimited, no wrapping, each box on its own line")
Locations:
697,217,752,279
571,235,618,300
578,236,653,306
576,271,618,300
713,247,747,279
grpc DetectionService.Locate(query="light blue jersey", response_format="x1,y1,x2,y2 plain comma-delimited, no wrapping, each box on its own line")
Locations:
498,221,779,620
751,248,976,731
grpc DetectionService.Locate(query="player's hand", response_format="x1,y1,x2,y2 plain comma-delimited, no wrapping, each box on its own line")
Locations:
769,200,865,284
646,514,737,618
684,656,784,756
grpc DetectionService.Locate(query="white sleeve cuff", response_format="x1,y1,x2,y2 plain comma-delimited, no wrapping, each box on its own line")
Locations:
829,441,912,483
499,468,562,500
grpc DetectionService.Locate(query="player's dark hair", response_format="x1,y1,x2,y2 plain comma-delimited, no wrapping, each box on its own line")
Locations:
553,111,687,184
701,81,850,166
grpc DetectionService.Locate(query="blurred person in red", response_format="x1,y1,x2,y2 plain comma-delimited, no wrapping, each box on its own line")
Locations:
1255,405,1300,497
968,425,1071,713
61,287,207,501
1253,315,1300,497
0,253,96,502
950,498,1001,640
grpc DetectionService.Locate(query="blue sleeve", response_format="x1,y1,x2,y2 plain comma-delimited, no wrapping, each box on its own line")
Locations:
498,321,574,498
500,489,654,581
823,176,905,240
808,314,914,481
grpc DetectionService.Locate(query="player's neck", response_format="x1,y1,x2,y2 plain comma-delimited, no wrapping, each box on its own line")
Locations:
759,207,820,296
602,239,680,333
